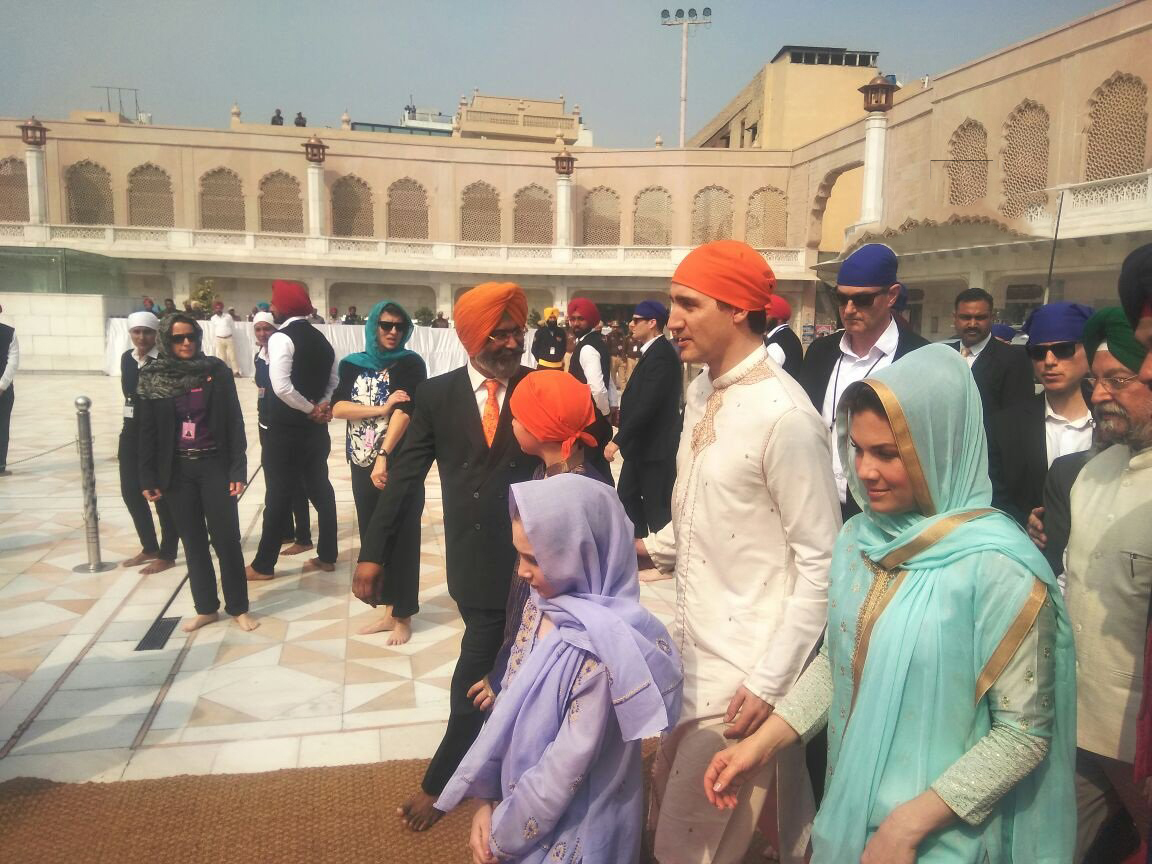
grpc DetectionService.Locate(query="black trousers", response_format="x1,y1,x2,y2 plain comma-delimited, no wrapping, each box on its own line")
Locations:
618,457,675,538
258,427,311,545
0,383,12,469
252,422,338,572
119,426,179,559
421,605,505,795
349,462,423,619
166,453,248,616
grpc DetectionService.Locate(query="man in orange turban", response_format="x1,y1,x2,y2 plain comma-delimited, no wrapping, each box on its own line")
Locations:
353,280,539,832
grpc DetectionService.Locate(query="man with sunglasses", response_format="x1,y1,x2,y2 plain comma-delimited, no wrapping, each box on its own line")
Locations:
797,243,928,521
988,302,1094,526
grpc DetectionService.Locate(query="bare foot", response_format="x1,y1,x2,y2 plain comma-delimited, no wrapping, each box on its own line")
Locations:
233,613,260,632
246,565,276,581
140,558,175,575
181,612,219,632
122,550,158,567
386,617,412,646
281,543,314,556
302,558,335,573
397,791,443,832
357,612,396,635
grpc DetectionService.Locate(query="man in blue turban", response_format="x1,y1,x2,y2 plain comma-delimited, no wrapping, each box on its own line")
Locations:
988,301,1094,525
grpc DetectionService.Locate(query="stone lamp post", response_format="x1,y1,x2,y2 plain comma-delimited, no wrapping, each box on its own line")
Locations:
19,117,49,224
857,74,900,226
553,147,576,248
302,135,328,237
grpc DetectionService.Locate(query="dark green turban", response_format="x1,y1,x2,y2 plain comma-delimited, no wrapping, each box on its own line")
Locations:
1083,307,1147,373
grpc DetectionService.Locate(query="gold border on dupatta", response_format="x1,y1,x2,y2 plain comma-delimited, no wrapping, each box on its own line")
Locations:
851,565,907,709
863,379,936,518
974,578,1047,706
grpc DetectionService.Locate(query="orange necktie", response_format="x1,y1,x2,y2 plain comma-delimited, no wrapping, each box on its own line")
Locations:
482,379,501,447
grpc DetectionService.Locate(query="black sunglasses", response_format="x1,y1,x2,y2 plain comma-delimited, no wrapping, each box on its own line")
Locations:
377,321,406,333
169,333,198,344
1025,341,1077,361
833,288,888,308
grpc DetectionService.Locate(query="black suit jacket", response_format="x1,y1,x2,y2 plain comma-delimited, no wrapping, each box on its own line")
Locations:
949,338,1034,424
797,322,930,413
613,336,682,463
988,393,1047,526
136,358,248,491
1040,448,1096,576
359,365,541,610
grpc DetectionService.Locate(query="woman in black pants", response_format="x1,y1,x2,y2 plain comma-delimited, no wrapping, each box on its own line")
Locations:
331,300,426,644
138,314,256,633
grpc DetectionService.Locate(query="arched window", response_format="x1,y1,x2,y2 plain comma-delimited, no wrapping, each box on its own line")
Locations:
582,187,620,246
745,186,788,247
331,175,374,237
387,178,429,239
0,158,29,222
199,168,245,231
127,163,174,227
460,181,501,243
513,184,553,244
65,160,114,225
691,186,733,244
1000,100,1050,219
633,187,672,246
259,170,304,234
947,119,988,206
1085,73,1148,181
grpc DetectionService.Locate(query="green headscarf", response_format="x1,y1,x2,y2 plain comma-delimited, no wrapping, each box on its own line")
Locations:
1083,306,1147,373
137,314,217,400
341,299,417,372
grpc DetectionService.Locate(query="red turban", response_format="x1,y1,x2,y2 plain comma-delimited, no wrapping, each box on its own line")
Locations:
672,240,776,311
271,280,312,318
454,282,528,357
567,297,601,329
766,294,792,322
509,372,596,460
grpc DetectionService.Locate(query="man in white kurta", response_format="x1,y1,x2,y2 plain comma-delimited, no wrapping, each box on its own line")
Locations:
643,241,841,864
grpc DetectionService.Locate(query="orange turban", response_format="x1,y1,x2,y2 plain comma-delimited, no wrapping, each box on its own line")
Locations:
509,372,596,460
672,240,776,312
453,282,528,357
766,294,792,322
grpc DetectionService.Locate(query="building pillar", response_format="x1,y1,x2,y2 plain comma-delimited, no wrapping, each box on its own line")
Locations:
436,282,454,316
172,269,193,304
858,111,889,226
551,284,569,312
306,276,327,316
307,162,325,237
555,175,573,248
25,145,47,224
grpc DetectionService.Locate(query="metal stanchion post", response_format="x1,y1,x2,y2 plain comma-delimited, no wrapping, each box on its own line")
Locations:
73,396,116,573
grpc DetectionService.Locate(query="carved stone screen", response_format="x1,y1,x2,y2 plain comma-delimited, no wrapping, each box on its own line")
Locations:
691,186,733,245
1085,73,1148,181
387,178,429,240
259,171,304,234
513,184,553,245
745,186,788,247
332,175,374,237
999,101,1050,219
582,187,620,246
633,187,672,246
947,120,989,207
127,164,175,228
200,168,245,231
460,181,501,243
65,160,114,225
0,158,29,223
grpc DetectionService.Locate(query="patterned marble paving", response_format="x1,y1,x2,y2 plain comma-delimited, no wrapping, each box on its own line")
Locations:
0,372,675,783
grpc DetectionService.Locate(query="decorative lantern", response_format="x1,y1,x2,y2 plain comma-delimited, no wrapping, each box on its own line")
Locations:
552,147,576,176
302,135,328,163
859,75,899,113
19,117,48,147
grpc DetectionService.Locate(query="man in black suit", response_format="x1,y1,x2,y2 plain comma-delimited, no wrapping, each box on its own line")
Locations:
353,282,539,832
796,243,928,521
763,293,804,379
947,287,1033,425
604,300,681,537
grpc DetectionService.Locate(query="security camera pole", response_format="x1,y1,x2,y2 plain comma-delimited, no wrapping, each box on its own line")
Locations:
661,7,712,147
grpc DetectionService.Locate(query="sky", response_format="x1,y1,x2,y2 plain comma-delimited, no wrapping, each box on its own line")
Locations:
0,0,1115,148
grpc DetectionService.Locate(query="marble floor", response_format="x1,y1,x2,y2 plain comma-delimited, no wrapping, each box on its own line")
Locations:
0,372,676,783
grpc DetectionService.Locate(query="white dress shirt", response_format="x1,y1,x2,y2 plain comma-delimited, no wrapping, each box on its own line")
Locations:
132,346,159,368
765,324,790,368
951,332,991,367
209,313,235,339
639,335,660,355
820,317,901,503
466,360,509,418
0,334,19,391
575,334,620,415
267,316,339,414
1044,398,1094,467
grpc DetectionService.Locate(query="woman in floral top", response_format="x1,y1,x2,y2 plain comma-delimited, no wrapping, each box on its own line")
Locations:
332,300,427,644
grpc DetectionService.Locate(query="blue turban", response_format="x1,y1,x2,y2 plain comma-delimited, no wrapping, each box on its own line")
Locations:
634,300,669,325
991,323,1017,342
1022,302,1094,345
837,244,898,288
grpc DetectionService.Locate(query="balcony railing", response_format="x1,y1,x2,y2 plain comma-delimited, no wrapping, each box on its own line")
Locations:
460,109,576,134
1023,170,1152,237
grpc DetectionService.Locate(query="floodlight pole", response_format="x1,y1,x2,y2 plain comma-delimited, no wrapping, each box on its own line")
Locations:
662,9,712,148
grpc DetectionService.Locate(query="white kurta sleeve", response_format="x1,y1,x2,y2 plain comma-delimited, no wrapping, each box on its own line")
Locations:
766,342,787,368
645,520,678,574
0,334,18,391
579,345,610,416
268,331,315,414
744,405,840,705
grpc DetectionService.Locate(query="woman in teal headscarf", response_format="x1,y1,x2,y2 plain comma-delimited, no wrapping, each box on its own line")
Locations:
332,300,427,644
706,344,1075,863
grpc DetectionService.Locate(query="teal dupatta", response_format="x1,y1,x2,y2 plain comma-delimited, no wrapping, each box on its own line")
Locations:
813,344,1075,863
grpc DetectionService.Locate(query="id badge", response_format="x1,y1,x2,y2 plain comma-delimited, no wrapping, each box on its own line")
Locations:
123,404,134,420
257,387,266,399
181,421,197,440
